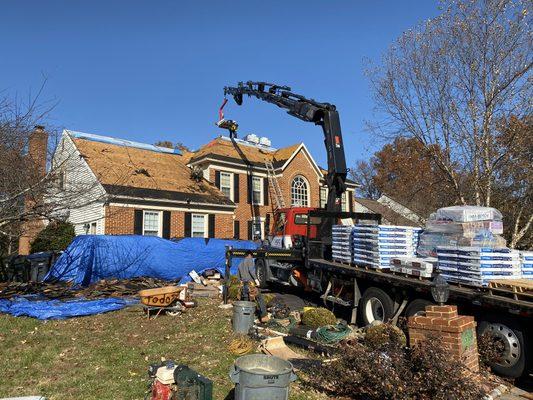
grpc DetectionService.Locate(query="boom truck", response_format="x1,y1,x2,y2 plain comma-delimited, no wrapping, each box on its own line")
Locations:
221,81,532,379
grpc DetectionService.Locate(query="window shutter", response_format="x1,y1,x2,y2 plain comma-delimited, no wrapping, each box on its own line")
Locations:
233,173,240,203
263,177,269,206
234,220,240,239
247,221,253,240
265,214,271,236
184,212,192,237
162,211,171,239
208,214,215,238
134,210,143,235
247,175,252,204
215,171,220,189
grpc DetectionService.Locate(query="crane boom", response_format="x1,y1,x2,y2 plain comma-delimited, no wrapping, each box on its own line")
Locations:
223,81,348,214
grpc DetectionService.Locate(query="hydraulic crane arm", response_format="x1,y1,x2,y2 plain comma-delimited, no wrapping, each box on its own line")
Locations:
223,81,348,213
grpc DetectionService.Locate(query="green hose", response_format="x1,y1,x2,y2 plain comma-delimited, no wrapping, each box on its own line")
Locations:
316,323,352,344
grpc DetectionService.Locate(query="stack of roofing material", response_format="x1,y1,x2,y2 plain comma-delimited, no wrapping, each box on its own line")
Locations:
520,251,533,279
418,206,505,258
389,256,437,278
352,225,422,269
332,225,354,263
437,246,521,287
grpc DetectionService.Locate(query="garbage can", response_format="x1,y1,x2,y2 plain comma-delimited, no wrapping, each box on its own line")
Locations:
6,255,30,282
232,301,256,334
26,251,56,282
229,354,297,400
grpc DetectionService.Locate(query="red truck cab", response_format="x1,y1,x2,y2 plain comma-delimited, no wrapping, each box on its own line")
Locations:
269,207,321,249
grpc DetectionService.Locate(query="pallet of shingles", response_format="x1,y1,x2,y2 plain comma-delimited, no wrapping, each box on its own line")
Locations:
352,225,421,269
332,225,354,263
437,246,521,287
389,256,437,278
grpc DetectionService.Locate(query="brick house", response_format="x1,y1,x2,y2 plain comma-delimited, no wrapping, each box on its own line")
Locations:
50,130,357,240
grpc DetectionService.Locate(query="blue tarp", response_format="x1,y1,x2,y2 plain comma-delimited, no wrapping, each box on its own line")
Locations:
46,235,258,286
0,297,137,320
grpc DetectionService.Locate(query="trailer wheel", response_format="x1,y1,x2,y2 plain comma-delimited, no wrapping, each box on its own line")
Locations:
255,259,268,288
404,299,434,317
478,318,528,378
360,287,395,325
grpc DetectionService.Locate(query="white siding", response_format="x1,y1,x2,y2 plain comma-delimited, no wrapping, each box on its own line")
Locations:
49,132,107,235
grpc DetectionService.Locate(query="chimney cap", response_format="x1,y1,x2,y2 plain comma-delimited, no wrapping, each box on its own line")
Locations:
34,125,45,131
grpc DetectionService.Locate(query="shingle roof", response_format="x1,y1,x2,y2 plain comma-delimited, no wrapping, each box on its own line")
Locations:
189,136,301,168
71,134,233,206
354,197,422,227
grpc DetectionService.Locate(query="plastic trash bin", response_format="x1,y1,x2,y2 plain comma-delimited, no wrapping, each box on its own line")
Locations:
6,255,30,282
27,251,56,282
232,301,256,334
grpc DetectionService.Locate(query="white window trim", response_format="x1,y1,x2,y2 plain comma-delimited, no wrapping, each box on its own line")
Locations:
252,176,263,206
143,210,162,237
291,175,310,207
191,213,208,238
220,171,234,201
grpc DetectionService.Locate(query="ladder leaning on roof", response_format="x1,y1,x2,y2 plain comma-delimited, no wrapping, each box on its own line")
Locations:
264,159,286,212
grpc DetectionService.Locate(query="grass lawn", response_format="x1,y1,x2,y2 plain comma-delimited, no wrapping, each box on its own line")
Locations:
0,298,328,400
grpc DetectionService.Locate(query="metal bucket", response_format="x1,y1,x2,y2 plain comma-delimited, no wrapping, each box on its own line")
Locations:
229,354,297,400
232,301,256,334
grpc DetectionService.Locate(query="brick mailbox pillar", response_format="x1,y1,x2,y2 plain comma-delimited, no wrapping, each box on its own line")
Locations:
408,305,479,372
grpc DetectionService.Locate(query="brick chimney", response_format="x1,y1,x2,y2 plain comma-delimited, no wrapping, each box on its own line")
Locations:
18,126,49,255
28,125,48,176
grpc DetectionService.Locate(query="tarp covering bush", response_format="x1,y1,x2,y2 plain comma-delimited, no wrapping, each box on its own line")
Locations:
46,235,258,286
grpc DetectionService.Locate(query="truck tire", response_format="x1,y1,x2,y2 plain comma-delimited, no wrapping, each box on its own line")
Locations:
255,258,268,288
359,287,395,326
477,318,528,378
404,299,433,317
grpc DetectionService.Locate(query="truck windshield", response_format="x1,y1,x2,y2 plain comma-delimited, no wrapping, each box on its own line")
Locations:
294,213,321,225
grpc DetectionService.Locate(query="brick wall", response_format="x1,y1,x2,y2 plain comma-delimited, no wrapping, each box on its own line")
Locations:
408,305,479,372
104,205,233,239
209,148,322,239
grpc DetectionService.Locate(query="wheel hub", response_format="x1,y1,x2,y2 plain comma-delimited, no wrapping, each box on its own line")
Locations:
365,298,384,323
486,323,521,367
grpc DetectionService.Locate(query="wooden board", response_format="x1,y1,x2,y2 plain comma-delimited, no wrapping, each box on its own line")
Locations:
488,279,533,293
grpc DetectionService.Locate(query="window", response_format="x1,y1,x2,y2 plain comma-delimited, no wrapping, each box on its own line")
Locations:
294,213,321,225
191,214,206,238
251,218,263,240
320,187,328,208
341,192,347,212
220,171,232,199
143,211,161,236
89,222,97,235
291,176,309,207
252,176,262,204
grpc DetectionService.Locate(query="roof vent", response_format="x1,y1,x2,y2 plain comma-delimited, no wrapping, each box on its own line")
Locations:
244,134,259,144
259,137,271,147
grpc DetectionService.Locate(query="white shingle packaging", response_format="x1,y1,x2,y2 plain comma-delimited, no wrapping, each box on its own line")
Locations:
352,224,421,269
418,206,506,258
332,225,354,263
520,251,533,279
437,246,520,287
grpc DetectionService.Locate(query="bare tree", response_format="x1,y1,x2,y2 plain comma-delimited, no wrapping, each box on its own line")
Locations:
368,0,532,246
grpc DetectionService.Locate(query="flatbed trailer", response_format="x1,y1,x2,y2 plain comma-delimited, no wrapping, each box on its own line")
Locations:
224,211,533,379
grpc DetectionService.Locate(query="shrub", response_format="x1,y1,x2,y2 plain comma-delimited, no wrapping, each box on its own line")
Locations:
310,326,486,400
30,221,75,253
364,323,407,351
301,307,336,329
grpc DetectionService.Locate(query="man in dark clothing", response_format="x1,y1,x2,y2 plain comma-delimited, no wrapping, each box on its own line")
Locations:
237,251,267,320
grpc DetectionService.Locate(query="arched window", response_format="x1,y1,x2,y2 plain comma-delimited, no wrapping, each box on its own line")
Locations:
291,176,309,206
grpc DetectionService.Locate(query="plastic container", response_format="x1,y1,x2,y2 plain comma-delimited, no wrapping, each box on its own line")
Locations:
26,252,56,282
232,301,256,334
229,354,297,400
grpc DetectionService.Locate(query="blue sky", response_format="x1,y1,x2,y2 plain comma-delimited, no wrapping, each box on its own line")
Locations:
1,1,440,167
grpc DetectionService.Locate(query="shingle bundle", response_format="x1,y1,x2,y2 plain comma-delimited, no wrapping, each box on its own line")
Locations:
351,225,422,269
389,256,436,278
520,251,533,279
332,225,354,263
437,246,521,287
